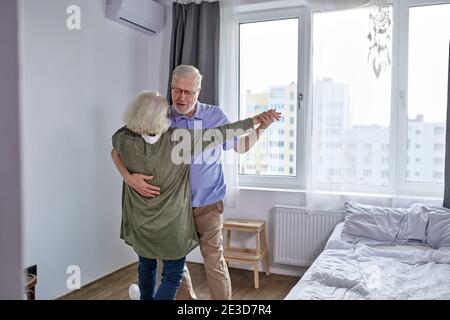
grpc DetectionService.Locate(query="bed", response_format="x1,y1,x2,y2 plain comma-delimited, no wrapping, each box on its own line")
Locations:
285,203,450,300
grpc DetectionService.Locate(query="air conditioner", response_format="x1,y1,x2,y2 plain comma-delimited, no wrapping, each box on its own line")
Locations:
105,0,165,36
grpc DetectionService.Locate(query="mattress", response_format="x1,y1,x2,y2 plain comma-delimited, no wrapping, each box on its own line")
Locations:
284,222,450,300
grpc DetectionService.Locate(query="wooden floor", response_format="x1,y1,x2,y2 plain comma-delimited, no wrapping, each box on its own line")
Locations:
59,262,300,300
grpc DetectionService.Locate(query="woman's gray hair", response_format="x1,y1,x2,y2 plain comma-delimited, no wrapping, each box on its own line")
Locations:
124,91,171,135
171,64,203,89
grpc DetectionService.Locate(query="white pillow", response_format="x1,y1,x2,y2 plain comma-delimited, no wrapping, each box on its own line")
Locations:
342,201,450,248
426,207,450,249
342,201,408,245
396,203,428,242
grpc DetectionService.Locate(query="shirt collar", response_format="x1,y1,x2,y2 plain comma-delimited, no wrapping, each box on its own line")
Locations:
171,101,203,122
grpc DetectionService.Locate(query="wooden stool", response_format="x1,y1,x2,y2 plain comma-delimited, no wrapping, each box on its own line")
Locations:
25,274,37,300
223,218,270,289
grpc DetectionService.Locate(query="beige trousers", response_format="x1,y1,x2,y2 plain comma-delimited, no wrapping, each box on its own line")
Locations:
176,201,232,300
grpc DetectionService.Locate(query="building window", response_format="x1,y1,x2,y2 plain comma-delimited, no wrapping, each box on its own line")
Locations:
434,127,445,135
433,172,444,180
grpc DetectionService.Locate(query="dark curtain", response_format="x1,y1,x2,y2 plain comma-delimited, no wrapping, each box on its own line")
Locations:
444,42,450,208
167,1,220,105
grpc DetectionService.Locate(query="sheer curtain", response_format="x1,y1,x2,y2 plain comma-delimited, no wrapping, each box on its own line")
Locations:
305,7,393,210
219,0,239,208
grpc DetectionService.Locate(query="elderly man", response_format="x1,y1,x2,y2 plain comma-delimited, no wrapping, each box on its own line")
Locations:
112,65,274,300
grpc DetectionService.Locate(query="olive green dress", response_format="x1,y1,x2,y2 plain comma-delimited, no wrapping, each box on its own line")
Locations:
112,118,254,259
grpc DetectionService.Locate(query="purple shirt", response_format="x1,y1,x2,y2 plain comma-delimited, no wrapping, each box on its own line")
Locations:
170,102,234,207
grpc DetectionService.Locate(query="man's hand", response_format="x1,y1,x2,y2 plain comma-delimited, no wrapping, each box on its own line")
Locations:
252,109,281,126
124,174,161,198
111,148,161,198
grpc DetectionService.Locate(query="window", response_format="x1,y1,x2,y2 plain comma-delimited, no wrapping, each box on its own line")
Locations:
434,172,444,180
363,170,372,178
434,127,445,135
237,1,448,196
312,7,391,188
270,88,284,99
238,16,300,183
404,2,450,188
312,1,448,195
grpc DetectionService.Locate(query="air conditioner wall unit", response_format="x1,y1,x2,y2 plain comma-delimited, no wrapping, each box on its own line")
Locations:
105,0,165,36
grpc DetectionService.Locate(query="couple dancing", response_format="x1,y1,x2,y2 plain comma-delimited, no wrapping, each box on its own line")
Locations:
111,65,281,300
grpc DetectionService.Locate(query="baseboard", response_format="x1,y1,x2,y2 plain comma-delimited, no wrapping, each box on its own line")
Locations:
186,257,305,278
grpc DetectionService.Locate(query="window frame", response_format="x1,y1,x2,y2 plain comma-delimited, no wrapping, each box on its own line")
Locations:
237,0,449,198
237,7,309,189
395,0,449,197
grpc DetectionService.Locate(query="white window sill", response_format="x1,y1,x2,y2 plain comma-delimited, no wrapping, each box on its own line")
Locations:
238,186,306,193
237,186,443,202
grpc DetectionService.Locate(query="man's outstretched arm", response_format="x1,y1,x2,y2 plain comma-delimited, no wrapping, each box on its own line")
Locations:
111,149,160,198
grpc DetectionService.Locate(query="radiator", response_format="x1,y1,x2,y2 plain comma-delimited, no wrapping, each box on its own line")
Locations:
273,206,345,267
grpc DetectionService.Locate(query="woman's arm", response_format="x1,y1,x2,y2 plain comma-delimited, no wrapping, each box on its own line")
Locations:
170,109,281,157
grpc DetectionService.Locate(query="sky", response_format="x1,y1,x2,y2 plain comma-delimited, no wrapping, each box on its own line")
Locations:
240,4,450,126
240,18,298,93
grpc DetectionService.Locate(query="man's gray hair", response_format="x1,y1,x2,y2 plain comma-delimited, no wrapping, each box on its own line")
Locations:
171,64,203,89
124,91,171,135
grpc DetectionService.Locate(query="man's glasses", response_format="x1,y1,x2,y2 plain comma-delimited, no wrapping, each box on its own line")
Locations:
171,87,198,97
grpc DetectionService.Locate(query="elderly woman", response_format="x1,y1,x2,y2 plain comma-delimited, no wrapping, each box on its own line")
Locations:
112,91,280,300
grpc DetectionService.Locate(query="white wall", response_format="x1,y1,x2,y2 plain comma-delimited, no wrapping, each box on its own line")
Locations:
19,0,170,299
0,0,23,300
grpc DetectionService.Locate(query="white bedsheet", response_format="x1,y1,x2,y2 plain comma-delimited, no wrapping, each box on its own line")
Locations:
285,222,450,300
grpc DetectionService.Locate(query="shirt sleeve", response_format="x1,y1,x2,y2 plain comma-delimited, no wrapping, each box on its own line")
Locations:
112,126,129,155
